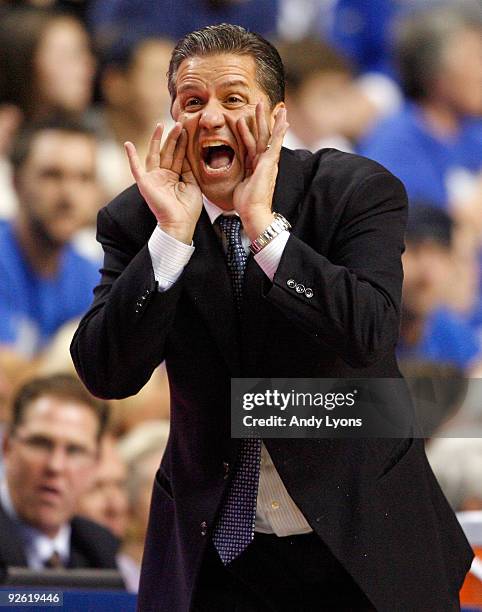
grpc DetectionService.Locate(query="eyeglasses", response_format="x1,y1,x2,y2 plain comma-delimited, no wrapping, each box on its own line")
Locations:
13,433,97,467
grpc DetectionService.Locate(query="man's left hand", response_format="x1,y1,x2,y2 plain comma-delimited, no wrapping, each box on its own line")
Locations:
233,103,289,241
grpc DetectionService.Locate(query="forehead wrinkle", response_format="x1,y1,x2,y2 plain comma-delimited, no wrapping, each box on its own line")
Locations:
177,78,251,95
218,79,250,90
175,55,257,88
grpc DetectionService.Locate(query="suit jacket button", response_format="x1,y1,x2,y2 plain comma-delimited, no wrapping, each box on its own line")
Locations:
287,279,296,288
200,521,208,536
295,284,305,294
223,461,230,479
305,288,313,298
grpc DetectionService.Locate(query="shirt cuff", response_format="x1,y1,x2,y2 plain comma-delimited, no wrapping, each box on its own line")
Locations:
148,225,195,291
253,230,290,281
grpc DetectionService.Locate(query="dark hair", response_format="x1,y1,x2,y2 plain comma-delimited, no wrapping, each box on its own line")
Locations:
276,38,352,93
10,114,95,172
405,204,454,248
10,374,109,441
0,6,86,118
396,5,482,101
168,23,284,109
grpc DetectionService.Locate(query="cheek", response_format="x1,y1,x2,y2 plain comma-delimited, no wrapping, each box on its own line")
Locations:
71,467,96,495
90,492,105,511
75,185,97,209
9,457,42,492
35,185,61,211
179,113,198,132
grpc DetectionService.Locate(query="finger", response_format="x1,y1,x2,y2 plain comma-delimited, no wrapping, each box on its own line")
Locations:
124,141,143,182
256,101,270,155
181,155,197,185
159,122,183,169
237,116,257,171
145,123,164,172
171,129,188,176
265,107,289,156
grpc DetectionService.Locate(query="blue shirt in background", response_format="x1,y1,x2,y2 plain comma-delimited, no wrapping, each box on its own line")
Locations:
0,222,99,357
359,104,482,209
397,308,481,371
320,0,396,76
320,0,457,77
88,0,278,44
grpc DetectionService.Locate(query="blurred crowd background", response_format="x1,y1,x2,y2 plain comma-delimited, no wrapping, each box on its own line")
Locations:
0,0,481,602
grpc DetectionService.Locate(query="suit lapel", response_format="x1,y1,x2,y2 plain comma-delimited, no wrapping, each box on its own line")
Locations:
240,149,305,374
183,208,242,375
272,148,306,222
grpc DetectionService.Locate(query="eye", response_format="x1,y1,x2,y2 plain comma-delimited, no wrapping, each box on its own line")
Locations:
65,444,90,458
40,168,63,180
226,95,244,105
184,97,202,109
25,436,54,452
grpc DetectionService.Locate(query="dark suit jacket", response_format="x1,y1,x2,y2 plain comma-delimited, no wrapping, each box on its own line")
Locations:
0,502,120,569
71,148,473,612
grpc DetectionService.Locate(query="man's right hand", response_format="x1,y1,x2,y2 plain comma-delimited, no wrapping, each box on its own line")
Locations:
124,123,202,245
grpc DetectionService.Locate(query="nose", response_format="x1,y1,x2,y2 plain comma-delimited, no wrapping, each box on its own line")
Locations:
198,100,225,130
45,446,68,473
60,176,78,199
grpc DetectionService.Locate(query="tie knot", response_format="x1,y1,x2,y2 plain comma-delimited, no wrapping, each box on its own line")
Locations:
217,215,242,243
44,550,63,569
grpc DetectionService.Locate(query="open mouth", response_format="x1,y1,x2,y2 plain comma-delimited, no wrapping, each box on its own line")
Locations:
201,142,235,172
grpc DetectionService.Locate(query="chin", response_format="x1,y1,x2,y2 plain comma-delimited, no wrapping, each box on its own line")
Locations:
201,184,236,209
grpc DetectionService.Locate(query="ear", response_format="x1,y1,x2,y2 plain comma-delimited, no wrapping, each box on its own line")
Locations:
269,101,286,131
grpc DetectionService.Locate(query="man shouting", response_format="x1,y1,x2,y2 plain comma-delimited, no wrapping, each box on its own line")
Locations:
71,24,472,612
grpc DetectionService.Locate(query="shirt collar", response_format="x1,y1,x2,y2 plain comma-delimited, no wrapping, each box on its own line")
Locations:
202,195,238,225
24,523,71,567
0,477,71,565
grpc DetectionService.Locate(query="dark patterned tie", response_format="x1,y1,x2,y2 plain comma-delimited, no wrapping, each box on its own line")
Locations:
212,215,262,565
44,550,63,569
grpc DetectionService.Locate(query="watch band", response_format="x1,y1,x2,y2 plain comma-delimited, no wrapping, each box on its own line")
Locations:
249,213,291,255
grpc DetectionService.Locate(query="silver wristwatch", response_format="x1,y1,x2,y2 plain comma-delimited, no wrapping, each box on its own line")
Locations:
249,213,291,255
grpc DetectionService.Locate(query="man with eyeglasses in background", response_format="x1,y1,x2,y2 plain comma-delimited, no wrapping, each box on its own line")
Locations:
0,374,120,571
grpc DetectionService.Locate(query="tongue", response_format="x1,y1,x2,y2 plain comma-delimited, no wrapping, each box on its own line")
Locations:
209,149,232,169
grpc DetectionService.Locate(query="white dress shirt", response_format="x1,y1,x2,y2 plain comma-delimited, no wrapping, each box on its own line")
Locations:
148,197,312,536
0,479,71,569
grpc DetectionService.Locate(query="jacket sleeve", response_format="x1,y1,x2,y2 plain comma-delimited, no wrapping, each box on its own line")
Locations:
265,170,407,367
70,205,183,399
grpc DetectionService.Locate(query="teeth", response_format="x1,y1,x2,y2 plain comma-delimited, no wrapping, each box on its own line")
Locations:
202,141,228,148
